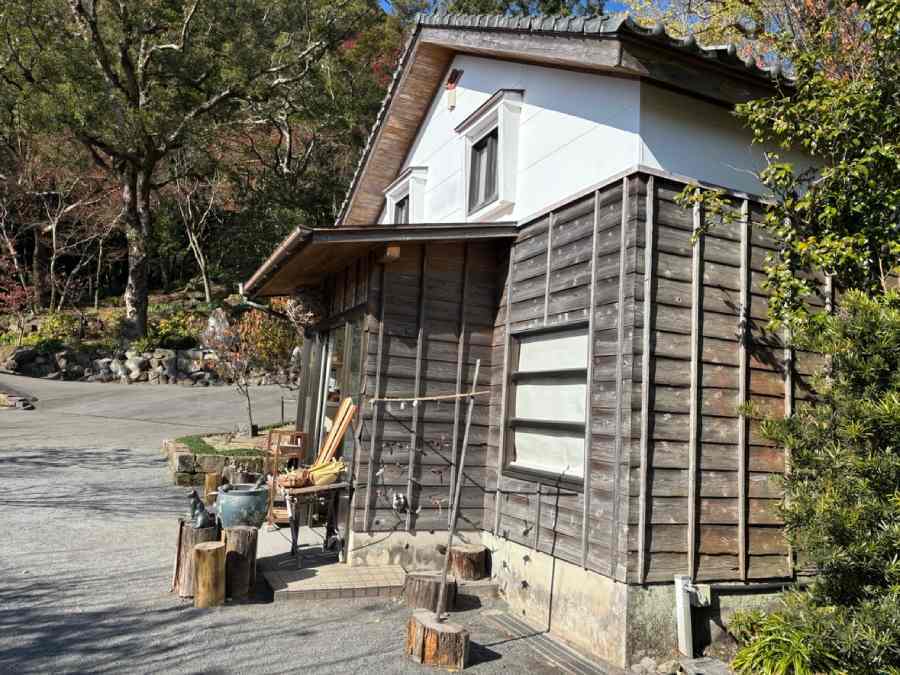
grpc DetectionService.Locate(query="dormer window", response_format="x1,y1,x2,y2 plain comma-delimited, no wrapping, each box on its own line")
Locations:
456,89,523,221
469,128,498,212
384,166,426,224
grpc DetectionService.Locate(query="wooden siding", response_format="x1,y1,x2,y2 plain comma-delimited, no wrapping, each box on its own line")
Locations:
627,176,793,584
486,179,632,581
354,242,501,533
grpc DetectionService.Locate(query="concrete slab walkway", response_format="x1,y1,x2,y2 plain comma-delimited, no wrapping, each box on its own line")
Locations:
0,375,608,674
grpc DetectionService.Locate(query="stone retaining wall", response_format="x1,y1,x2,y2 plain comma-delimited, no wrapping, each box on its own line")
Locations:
162,439,266,486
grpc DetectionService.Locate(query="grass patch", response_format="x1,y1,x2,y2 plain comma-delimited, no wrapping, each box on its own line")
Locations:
175,434,263,457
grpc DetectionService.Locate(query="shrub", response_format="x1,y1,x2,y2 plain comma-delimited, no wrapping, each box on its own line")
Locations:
732,291,900,674
128,310,202,352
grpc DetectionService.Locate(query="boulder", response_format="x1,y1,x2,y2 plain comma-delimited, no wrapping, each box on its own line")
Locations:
3,346,38,371
202,308,232,349
125,356,148,374
110,358,127,378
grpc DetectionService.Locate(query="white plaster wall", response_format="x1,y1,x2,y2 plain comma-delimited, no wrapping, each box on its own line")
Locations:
400,54,641,223
638,82,811,195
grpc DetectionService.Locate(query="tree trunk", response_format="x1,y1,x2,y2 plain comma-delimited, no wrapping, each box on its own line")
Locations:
32,229,48,310
94,237,104,310
405,610,469,671
174,519,218,598
224,526,258,601
448,545,489,581
122,165,152,337
193,541,226,608
404,571,457,612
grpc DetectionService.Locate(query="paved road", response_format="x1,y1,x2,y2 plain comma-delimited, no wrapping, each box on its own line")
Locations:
0,376,598,674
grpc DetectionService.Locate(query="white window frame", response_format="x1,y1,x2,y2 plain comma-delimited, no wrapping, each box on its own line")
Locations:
456,89,523,222
503,322,589,488
384,166,427,224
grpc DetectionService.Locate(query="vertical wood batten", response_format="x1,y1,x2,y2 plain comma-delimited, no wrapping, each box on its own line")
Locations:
737,200,750,582
582,189,601,568
610,176,629,576
493,252,514,536
449,244,471,526
784,324,794,575
637,175,655,584
534,483,542,550
364,265,387,531
406,246,428,531
543,213,554,325
687,202,704,579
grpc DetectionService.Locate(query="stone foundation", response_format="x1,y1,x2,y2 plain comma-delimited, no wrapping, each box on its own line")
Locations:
346,529,481,570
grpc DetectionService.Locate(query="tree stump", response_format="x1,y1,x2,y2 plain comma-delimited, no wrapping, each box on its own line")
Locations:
404,571,457,612
405,610,469,671
224,526,258,600
193,541,226,608
174,519,218,598
204,472,221,506
449,544,488,581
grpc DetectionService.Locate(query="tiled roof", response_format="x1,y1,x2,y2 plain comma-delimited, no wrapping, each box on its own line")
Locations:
335,12,786,227
417,12,787,81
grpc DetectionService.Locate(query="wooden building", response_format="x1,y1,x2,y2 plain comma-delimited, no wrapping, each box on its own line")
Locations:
243,13,819,668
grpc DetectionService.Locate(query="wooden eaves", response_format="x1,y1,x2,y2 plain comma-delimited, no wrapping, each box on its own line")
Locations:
242,222,517,298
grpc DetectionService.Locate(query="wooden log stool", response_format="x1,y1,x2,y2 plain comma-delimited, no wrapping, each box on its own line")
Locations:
404,571,457,612
223,526,259,601
405,610,469,671
448,544,488,581
173,520,218,598
193,541,226,608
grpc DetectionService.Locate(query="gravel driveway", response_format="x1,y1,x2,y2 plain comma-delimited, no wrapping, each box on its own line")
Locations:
0,376,603,674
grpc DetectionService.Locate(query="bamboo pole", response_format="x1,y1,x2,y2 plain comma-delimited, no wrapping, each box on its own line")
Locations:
436,359,480,620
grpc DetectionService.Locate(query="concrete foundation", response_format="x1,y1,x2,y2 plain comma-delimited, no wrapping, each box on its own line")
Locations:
481,531,629,668
346,529,482,570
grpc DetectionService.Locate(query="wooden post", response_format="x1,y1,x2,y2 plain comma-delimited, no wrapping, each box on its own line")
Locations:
637,176,656,584
404,571,458,612
610,174,630,577
175,520,218,598
687,202,704,579
194,541,226,608
364,265,387,532
436,359,480,619
448,243,470,526
204,472,221,506
224,526,259,601
407,245,428,531
405,610,469,671
448,544,488,580
493,254,514,536
582,188,601,568
737,199,750,582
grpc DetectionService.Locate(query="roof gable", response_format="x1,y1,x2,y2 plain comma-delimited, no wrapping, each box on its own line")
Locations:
338,12,787,228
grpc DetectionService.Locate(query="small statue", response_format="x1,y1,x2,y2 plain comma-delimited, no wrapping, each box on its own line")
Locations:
188,489,213,529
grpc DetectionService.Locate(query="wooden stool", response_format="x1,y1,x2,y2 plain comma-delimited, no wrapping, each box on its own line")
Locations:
193,541,226,608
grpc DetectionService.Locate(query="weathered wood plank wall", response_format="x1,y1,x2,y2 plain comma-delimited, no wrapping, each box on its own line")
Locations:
354,242,500,533
484,169,816,585
486,179,632,579
626,175,812,583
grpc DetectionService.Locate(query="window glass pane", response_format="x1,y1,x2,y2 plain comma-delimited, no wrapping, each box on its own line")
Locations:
395,195,409,224
515,381,585,422
485,131,497,201
518,330,588,372
512,428,584,478
469,144,482,210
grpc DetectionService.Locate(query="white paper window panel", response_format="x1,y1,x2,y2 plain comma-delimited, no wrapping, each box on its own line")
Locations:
511,428,585,478
517,330,587,372
514,381,586,422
